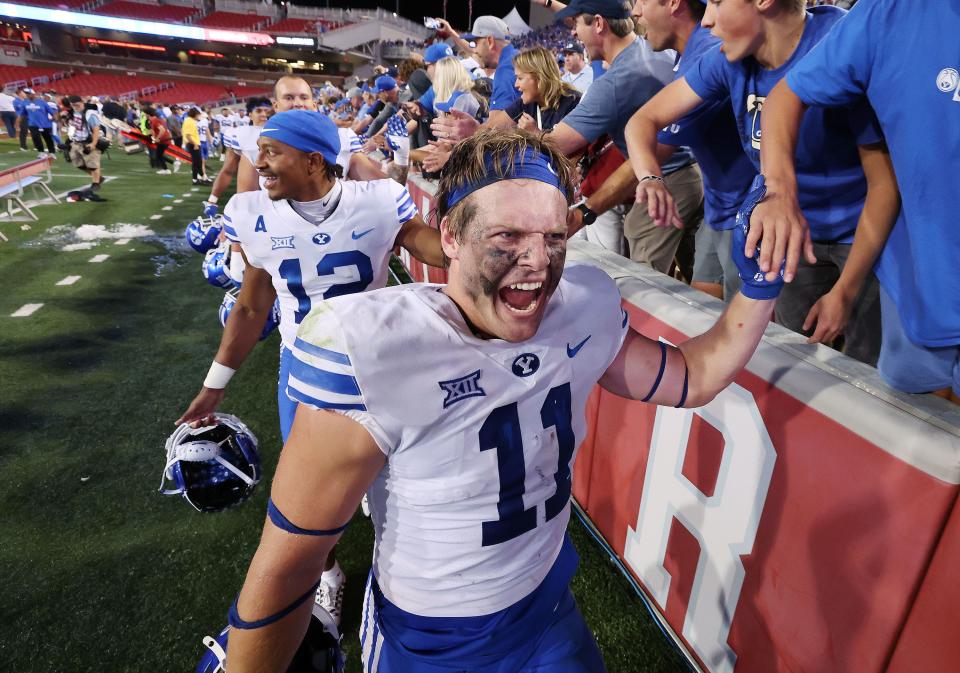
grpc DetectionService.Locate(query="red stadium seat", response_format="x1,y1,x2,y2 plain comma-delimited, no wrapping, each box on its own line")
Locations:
196,11,270,31
93,1,201,23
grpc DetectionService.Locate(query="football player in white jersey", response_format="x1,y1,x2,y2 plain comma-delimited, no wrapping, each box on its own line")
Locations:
222,129,781,672
176,110,444,628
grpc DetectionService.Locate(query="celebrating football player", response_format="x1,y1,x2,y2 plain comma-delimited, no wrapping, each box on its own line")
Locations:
176,110,444,626
223,129,778,672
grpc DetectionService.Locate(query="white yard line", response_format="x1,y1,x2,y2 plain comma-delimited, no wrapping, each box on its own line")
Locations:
149,214,163,220
89,254,109,263
114,238,130,245
11,303,43,317
161,206,172,211
56,275,81,286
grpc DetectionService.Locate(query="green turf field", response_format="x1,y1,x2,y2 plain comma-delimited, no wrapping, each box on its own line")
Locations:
0,138,689,673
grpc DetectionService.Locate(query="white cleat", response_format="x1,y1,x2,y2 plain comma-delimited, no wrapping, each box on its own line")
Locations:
315,562,346,627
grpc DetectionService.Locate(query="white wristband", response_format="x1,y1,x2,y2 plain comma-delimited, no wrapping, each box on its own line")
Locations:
206,194,218,204
203,361,235,389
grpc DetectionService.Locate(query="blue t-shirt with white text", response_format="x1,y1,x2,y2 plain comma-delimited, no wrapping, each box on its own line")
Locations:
658,26,754,230
684,6,882,243
786,0,960,347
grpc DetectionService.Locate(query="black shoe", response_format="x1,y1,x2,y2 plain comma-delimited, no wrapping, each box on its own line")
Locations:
83,192,107,202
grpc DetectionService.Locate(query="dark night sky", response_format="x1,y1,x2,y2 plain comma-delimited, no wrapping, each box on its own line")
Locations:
287,1,530,35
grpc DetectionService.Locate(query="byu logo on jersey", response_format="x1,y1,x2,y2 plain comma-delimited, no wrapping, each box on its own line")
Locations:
312,232,331,246
271,236,296,250
438,370,485,409
936,67,960,101
747,94,765,149
511,354,540,377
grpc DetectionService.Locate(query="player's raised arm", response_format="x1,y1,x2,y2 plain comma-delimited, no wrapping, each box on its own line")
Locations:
600,177,778,408
226,407,385,673
624,77,703,229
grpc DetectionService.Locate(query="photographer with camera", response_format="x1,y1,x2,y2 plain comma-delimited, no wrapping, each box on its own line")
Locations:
65,95,107,202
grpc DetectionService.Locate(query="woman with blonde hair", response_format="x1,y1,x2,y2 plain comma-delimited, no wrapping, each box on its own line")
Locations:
431,56,486,120
506,45,581,131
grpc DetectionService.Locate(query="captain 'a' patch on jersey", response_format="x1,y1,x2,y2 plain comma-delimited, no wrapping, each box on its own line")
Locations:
221,179,419,347
287,263,629,618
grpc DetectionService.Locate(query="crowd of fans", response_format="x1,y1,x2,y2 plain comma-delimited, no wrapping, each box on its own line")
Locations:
305,0,957,405
1,0,956,404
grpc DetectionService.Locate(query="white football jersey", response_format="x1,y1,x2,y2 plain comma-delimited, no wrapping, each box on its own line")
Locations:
287,264,629,617
227,124,263,168
337,127,363,174
222,179,419,347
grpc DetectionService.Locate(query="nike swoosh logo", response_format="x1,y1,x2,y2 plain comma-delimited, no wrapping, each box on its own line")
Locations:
351,228,375,240
566,335,591,358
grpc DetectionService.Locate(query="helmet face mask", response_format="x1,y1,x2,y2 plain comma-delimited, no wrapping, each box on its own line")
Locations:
186,215,224,254
161,413,261,513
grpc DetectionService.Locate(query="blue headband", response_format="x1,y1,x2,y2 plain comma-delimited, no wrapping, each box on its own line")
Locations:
259,109,340,168
446,147,564,209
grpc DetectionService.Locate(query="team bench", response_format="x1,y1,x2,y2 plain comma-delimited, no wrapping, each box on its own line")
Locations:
0,156,60,235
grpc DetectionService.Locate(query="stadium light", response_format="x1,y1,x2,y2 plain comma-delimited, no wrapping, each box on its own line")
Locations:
0,2,274,46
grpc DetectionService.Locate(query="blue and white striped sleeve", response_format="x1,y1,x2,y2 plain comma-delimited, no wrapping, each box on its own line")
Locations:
349,132,363,154
287,336,366,412
221,199,240,242
393,184,418,224
287,303,394,453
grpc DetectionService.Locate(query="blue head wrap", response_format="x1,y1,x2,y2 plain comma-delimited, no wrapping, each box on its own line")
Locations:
259,110,340,169
446,147,565,210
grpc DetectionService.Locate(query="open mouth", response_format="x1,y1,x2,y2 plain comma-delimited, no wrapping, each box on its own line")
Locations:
260,174,278,189
498,281,544,314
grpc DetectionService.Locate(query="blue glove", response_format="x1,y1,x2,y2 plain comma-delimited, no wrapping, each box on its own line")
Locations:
733,175,784,300
203,201,218,218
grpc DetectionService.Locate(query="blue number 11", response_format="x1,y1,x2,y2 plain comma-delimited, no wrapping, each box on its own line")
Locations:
479,383,575,547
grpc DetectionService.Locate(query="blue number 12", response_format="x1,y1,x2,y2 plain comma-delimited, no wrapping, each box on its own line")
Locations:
278,251,373,324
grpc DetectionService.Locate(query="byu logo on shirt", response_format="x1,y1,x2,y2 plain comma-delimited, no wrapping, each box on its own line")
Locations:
936,68,960,101
511,353,540,377
271,236,296,250
312,232,331,246
747,94,765,149
438,370,485,409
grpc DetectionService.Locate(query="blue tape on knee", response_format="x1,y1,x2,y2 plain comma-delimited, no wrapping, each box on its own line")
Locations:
641,341,668,403
267,498,350,536
228,578,322,630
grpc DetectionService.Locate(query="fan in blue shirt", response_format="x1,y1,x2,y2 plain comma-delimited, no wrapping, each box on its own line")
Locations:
755,0,960,399
625,0,899,366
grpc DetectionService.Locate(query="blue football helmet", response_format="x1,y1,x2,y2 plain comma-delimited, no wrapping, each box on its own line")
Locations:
160,413,261,513
186,215,223,254
196,603,345,673
218,290,280,340
203,243,234,289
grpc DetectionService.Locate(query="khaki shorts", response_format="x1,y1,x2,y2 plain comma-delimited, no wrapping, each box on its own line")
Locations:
69,142,101,171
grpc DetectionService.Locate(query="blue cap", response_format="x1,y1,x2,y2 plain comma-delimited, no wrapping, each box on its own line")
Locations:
374,75,397,93
434,90,467,113
259,110,341,169
423,42,454,64
555,0,630,21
